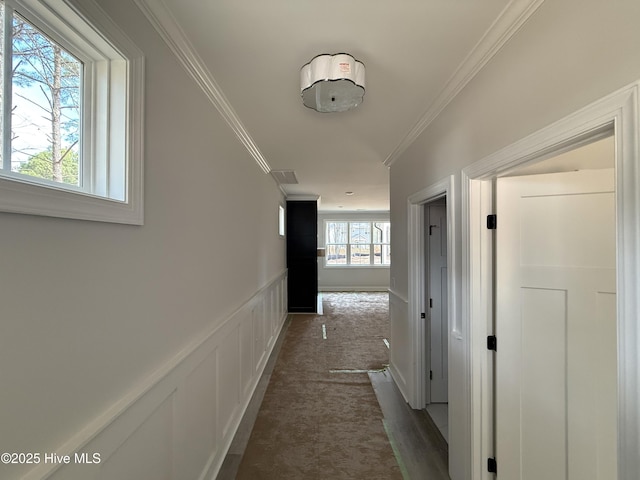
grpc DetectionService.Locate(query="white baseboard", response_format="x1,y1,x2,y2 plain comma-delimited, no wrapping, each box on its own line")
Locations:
319,286,389,292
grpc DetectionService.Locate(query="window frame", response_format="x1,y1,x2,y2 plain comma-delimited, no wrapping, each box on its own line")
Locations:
0,0,144,224
324,220,391,267
278,204,285,237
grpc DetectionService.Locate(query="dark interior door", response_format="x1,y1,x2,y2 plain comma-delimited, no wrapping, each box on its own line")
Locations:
286,200,317,313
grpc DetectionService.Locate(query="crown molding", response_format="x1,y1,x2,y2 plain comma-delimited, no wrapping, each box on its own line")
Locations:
286,194,320,202
276,183,288,198
133,0,543,173
383,0,545,168
133,0,271,174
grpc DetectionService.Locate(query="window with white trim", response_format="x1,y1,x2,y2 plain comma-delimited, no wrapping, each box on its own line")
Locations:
325,221,390,266
278,204,285,237
0,0,144,224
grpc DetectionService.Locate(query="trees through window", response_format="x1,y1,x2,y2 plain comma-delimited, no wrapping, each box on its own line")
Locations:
325,221,390,266
6,9,82,186
0,0,144,224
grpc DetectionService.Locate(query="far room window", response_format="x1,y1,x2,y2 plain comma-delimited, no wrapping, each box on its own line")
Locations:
325,221,390,266
0,0,144,224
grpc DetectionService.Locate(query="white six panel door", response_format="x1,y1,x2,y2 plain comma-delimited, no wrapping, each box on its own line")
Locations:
495,169,617,480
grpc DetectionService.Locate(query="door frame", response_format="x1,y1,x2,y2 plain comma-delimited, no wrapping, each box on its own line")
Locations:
463,81,640,479
407,175,456,409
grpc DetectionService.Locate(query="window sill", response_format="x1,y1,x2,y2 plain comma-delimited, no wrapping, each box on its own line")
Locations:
0,173,144,224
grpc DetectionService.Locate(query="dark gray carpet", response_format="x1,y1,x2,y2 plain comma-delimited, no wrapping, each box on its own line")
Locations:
236,292,401,480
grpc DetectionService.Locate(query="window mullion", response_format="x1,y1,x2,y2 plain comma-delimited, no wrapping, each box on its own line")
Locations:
2,2,13,171
347,222,351,265
369,222,374,264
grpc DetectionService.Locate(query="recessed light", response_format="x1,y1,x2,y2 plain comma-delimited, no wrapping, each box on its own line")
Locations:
345,191,354,196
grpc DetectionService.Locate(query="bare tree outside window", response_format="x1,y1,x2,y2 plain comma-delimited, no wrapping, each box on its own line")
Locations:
0,0,144,224
8,12,81,185
325,221,390,266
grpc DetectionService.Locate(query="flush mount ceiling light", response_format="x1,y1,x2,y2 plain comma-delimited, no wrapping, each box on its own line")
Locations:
300,53,365,113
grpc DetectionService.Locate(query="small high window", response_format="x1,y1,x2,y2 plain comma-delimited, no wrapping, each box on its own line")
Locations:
0,0,144,224
278,205,285,237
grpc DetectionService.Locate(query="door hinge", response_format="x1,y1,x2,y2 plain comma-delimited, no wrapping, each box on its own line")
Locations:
487,335,497,351
430,370,433,380
488,457,497,474
421,312,426,319
487,214,497,230
429,298,433,308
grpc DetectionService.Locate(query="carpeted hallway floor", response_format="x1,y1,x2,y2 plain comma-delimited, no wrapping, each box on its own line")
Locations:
235,292,402,479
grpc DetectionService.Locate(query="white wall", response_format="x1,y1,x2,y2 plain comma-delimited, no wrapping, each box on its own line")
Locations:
318,211,390,291
0,0,287,479
388,1,640,479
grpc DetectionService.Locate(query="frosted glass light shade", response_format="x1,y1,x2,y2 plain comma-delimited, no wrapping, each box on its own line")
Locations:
300,54,365,113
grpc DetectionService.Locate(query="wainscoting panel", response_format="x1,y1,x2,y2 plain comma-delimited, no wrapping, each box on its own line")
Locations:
253,299,267,373
178,350,218,480
41,271,288,480
388,289,411,404
240,308,254,399
219,325,241,440
99,394,175,480
267,287,277,348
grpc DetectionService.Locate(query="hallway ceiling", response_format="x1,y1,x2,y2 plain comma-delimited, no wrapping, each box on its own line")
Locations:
137,0,540,211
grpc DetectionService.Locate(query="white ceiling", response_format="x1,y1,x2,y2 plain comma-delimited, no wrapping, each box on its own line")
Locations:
136,0,542,211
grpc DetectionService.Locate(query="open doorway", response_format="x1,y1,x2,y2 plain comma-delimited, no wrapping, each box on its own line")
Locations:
404,173,456,472
424,198,449,442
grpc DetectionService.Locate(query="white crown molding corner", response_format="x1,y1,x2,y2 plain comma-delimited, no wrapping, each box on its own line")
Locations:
383,0,545,168
133,0,271,174
277,184,288,198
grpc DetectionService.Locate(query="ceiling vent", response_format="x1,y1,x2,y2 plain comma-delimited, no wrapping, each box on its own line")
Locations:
271,170,299,184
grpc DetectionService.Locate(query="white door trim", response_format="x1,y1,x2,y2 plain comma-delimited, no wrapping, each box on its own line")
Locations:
407,175,456,409
462,81,640,480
